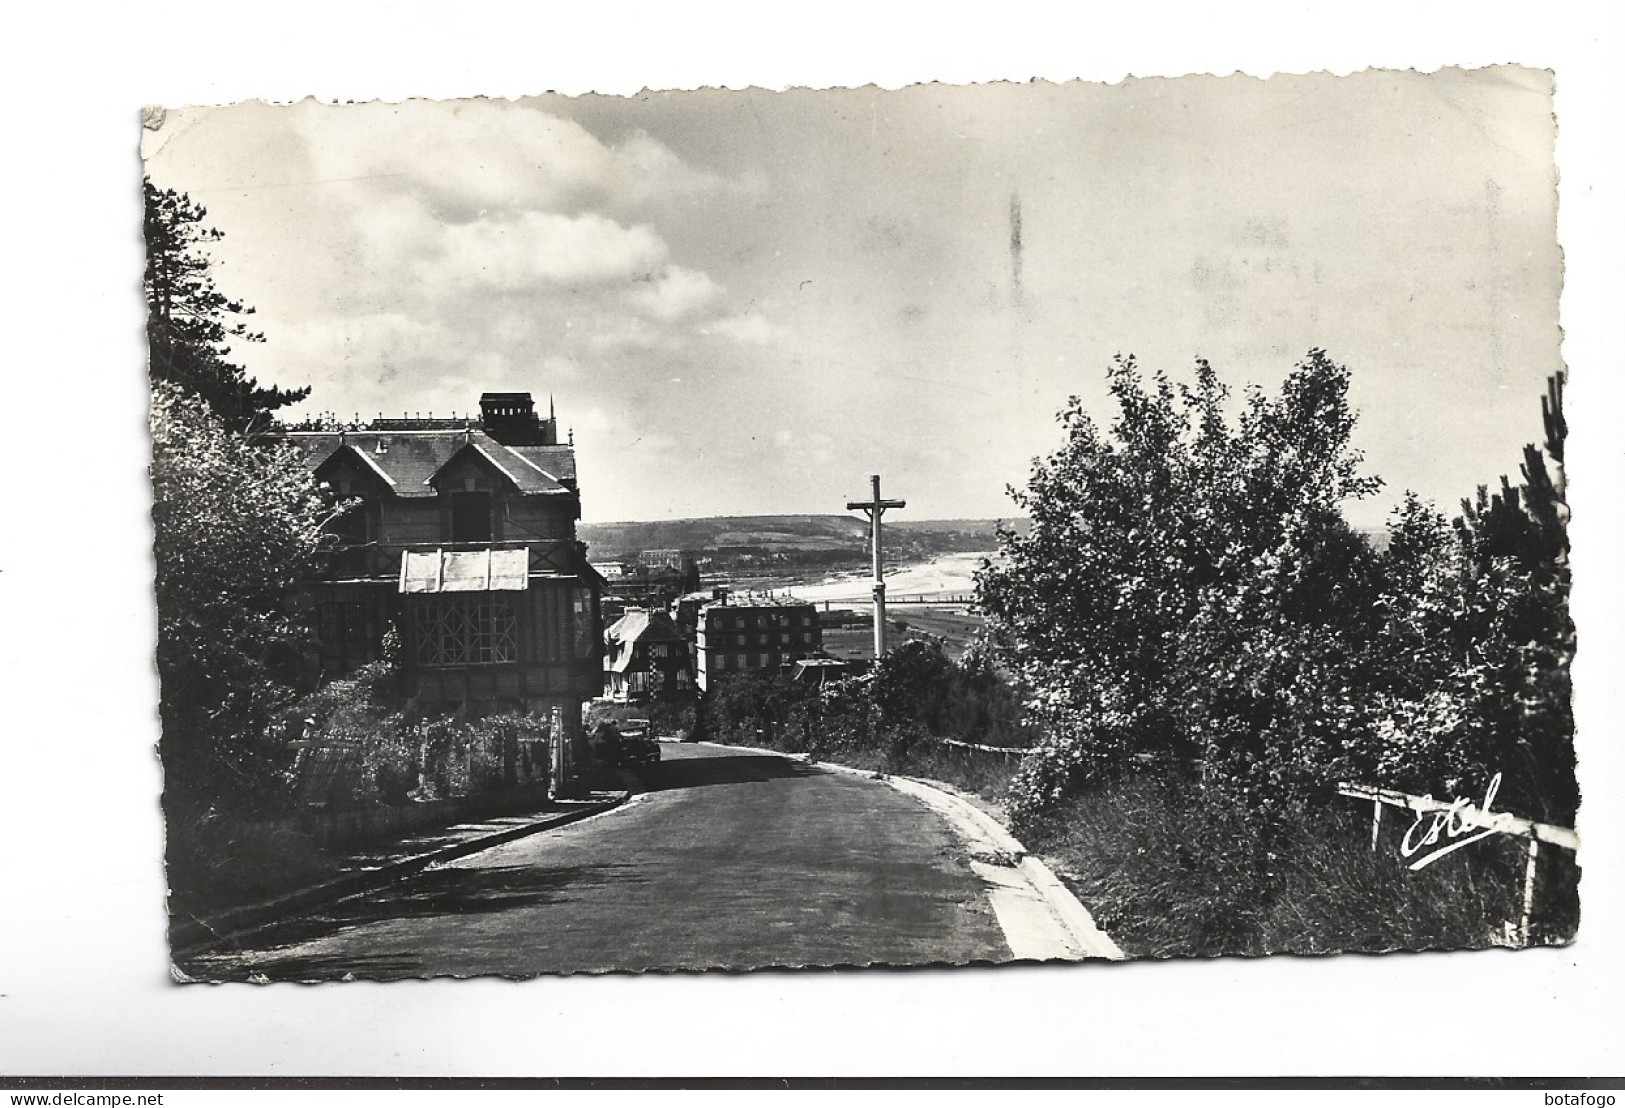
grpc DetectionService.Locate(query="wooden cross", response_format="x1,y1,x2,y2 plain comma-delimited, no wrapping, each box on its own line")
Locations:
847,473,907,657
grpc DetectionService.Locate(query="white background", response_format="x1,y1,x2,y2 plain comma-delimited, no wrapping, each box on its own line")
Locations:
0,0,1620,1080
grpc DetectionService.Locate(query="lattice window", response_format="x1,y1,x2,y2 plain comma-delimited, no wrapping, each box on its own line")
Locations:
413,596,518,666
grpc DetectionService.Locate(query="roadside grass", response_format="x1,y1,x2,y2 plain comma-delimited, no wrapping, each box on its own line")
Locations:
1025,774,1575,959
723,719,1022,803
166,811,339,921
788,742,1018,804
875,740,1021,803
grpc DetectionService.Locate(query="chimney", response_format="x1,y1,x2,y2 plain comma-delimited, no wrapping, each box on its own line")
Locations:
479,392,543,445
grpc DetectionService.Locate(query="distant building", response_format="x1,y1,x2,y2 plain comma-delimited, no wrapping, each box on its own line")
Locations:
638,548,686,571
670,587,720,639
591,561,630,579
604,608,694,702
603,564,688,622
693,593,822,691
817,607,870,628
281,391,604,732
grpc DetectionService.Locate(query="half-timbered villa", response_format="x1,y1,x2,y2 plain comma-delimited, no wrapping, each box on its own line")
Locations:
282,392,605,737
603,607,694,702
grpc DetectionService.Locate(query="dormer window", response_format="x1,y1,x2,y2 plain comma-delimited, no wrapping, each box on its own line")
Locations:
450,491,493,543
312,447,393,565
428,442,523,544
330,497,375,547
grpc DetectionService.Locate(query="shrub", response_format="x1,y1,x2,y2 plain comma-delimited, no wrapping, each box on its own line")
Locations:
165,809,336,916
150,381,333,812
1027,774,1543,958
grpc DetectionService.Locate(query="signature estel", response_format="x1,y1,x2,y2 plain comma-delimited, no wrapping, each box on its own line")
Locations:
1399,772,1518,871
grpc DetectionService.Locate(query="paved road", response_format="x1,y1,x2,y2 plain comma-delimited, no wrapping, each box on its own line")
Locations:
179,744,1014,979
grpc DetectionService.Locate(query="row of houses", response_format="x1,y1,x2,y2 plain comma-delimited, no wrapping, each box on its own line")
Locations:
602,588,842,702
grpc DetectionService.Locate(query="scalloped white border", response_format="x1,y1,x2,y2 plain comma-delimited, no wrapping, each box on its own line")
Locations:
3,0,1621,1083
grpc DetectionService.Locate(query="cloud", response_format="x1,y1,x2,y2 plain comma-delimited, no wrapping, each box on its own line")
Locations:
584,316,673,354
612,130,759,209
299,100,620,220
707,311,788,345
295,101,752,225
278,311,451,378
630,265,723,322
426,211,669,289
540,354,584,380
251,100,760,406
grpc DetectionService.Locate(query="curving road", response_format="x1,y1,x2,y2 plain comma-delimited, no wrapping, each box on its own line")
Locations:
179,744,1020,980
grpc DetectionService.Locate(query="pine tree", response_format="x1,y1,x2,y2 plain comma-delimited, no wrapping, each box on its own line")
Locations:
143,179,309,428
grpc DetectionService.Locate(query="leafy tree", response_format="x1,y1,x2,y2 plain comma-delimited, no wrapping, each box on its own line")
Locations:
978,350,1384,823
150,381,337,809
143,179,309,428
871,638,956,732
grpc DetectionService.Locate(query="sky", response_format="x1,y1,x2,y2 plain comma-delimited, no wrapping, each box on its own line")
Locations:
140,67,1562,528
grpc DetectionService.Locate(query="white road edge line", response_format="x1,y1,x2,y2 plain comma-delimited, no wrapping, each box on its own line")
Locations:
880,773,1125,962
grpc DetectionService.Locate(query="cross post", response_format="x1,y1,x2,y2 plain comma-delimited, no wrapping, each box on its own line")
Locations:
847,473,906,658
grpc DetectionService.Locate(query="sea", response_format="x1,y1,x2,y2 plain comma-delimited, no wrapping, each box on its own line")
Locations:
788,551,994,605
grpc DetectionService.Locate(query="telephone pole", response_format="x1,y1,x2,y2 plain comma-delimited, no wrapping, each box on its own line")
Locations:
847,473,906,658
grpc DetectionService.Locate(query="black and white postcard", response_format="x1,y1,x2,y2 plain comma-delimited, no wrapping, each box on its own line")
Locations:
141,69,1577,982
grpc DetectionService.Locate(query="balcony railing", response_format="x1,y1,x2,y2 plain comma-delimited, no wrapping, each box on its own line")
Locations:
316,538,588,581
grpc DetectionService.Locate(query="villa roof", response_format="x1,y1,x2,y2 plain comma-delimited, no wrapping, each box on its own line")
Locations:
285,429,577,498
606,608,689,646
699,593,816,612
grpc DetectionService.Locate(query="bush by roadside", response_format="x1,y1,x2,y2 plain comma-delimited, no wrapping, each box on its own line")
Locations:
1025,771,1575,958
167,659,561,921
166,809,338,918
288,661,552,805
697,640,1031,802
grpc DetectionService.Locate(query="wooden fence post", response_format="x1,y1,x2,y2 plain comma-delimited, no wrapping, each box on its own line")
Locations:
1339,780,1576,948
1519,835,1541,947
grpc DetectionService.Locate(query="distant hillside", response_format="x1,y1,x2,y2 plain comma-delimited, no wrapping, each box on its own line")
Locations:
582,514,1386,571
579,515,1022,563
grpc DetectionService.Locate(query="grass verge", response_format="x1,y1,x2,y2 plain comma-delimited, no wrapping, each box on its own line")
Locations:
1025,774,1578,958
